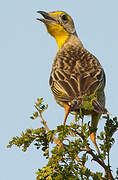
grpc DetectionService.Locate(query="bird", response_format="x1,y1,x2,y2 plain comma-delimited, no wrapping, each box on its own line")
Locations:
37,10,109,153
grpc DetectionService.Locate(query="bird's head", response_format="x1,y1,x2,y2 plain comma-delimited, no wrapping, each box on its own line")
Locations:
37,11,77,49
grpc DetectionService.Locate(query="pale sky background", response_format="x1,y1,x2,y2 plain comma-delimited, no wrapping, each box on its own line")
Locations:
1,0,118,179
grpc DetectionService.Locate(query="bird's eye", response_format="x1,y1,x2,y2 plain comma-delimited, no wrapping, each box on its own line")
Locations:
61,14,68,21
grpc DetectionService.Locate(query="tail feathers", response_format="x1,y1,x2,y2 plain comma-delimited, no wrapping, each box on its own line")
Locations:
70,99,82,109
92,100,109,114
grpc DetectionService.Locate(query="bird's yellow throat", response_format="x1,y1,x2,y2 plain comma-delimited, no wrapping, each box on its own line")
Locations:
45,23,69,49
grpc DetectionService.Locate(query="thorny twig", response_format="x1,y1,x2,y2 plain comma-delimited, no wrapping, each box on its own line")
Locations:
39,110,62,149
75,130,114,180
38,112,108,179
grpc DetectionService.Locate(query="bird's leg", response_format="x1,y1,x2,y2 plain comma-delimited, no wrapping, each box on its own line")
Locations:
75,112,78,122
90,132,100,154
81,116,84,127
63,104,71,125
90,113,101,154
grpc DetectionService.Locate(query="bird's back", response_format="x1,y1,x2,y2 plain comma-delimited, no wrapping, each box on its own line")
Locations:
49,35,106,113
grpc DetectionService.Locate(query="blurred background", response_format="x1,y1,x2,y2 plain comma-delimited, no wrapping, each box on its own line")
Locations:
0,0,118,179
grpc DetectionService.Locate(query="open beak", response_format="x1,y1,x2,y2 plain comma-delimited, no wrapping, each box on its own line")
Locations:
37,11,56,24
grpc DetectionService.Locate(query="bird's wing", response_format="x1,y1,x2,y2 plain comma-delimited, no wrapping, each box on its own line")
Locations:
49,70,75,102
49,48,106,111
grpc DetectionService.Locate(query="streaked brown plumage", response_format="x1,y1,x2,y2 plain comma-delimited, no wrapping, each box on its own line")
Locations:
37,10,108,153
49,35,106,113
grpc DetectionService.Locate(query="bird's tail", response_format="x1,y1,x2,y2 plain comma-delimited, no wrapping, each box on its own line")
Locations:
92,99,109,114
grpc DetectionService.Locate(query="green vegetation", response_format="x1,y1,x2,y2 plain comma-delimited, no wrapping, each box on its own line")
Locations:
7,98,118,180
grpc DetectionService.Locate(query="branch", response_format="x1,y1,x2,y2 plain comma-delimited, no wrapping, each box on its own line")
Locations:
75,129,114,180
39,111,62,149
39,112,104,179
35,99,114,179
75,155,104,180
